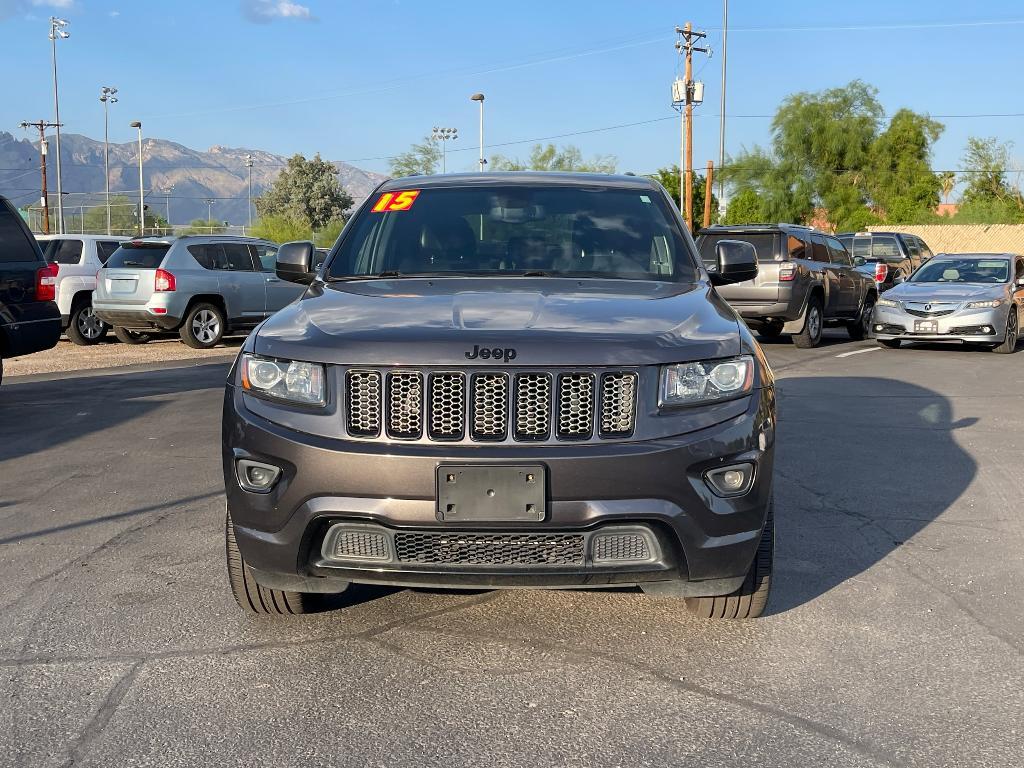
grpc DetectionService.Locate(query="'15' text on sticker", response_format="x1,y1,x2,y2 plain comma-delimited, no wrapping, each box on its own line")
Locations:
371,190,420,212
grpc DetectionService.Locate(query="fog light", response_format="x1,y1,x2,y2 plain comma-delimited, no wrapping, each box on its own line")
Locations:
982,326,992,334
236,459,282,493
704,462,755,497
874,324,884,332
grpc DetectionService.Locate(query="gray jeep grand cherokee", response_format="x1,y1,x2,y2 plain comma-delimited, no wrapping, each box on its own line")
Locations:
222,173,777,619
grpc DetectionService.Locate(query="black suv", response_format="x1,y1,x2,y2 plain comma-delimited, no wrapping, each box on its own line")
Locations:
696,224,877,347
837,231,934,292
0,197,61,384
222,172,777,620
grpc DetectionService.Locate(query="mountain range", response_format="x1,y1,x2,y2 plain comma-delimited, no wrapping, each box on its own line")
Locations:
0,131,389,227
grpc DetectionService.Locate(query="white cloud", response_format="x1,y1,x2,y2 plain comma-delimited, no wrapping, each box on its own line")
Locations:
32,0,74,8
0,0,71,20
242,0,314,22
109,9,119,15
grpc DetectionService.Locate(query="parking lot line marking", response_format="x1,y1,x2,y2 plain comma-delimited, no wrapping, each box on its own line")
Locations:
836,347,882,358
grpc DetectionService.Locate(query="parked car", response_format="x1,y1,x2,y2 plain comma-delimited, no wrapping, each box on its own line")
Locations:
223,171,777,620
36,234,129,345
93,235,303,349
314,248,330,271
873,253,1023,353
696,224,877,347
0,196,61,385
837,231,934,284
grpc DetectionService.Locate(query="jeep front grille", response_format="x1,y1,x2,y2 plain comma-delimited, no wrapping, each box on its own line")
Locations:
343,368,639,443
394,532,585,566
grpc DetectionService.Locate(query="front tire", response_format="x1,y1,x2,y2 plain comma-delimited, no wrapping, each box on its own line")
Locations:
113,326,152,344
684,504,774,619
67,302,108,346
991,306,1018,354
847,296,875,341
226,509,316,615
792,296,823,348
180,303,225,349
876,339,901,349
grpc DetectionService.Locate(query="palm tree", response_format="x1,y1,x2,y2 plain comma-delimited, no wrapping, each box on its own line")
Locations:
938,171,956,204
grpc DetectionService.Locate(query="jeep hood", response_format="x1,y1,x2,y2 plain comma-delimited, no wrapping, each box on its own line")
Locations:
253,277,742,366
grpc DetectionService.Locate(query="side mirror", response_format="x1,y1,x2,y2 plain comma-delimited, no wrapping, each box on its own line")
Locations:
852,256,866,267
1016,277,1024,287
710,240,758,285
893,275,905,285
276,241,316,284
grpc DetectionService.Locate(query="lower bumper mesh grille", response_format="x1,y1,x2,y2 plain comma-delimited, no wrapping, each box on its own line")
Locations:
394,532,585,566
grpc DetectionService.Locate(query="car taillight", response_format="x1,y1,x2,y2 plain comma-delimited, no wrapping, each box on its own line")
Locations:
36,263,58,302
874,263,888,283
154,268,176,292
779,263,796,282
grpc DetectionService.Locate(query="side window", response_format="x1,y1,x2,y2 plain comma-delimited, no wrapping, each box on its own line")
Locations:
223,243,256,271
826,236,851,265
810,234,831,263
787,234,810,260
251,244,278,272
918,239,934,261
871,236,900,258
97,241,121,264
901,236,920,259
50,239,84,265
1016,260,1024,280
188,244,230,270
0,205,41,263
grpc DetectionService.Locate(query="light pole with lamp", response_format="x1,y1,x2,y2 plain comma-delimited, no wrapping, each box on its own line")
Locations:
100,86,117,235
431,127,457,173
129,120,144,234
164,184,174,233
245,154,254,227
470,93,485,171
205,198,216,229
49,16,70,234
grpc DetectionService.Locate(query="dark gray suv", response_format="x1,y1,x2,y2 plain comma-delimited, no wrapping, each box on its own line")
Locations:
222,173,777,620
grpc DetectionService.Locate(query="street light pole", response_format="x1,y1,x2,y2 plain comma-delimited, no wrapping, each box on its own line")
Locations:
130,120,144,235
245,154,254,226
470,93,485,171
165,184,174,232
205,198,215,227
100,86,117,235
49,17,69,234
431,127,458,173
718,0,728,204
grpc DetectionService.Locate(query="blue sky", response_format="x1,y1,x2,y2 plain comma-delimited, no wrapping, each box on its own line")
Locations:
2,0,1022,182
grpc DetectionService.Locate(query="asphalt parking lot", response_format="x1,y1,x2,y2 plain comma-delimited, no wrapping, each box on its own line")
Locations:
2,332,1022,768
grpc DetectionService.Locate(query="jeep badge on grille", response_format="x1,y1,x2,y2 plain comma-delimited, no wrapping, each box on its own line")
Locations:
465,345,517,362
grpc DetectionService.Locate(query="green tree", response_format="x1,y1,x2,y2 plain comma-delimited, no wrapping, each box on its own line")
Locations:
866,109,943,223
249,214,313,243
314,218,346,248
490,143,617,173
961,137,1013,203
938,170,956,204
723,188,769,225
74,196,167,235
649,166,719,227
256,154,353,231
180,218,226,235
389,137,442,177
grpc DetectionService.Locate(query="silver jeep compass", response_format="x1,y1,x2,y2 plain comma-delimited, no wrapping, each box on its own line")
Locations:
222,172,776,619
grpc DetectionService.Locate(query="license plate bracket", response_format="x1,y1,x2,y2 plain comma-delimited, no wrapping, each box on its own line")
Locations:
915,320,938,333
436,464,546,523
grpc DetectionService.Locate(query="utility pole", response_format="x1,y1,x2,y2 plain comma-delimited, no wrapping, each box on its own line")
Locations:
20,120,59,235
718,0,728,204
703,161,715,228
244,154,254,226
49,16,70,234
673,23,708,231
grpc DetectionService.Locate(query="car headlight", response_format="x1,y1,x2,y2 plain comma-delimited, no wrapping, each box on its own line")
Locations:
877,298,900,308
965,299,1003,309
241,354,326,406
660,356,754,407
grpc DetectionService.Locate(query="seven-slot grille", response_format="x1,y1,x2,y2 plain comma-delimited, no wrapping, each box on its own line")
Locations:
344,369,638,442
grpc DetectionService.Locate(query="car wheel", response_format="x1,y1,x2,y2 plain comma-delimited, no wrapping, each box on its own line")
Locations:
180,303,225,349
847,296,874,341
684,503,773,619
792,296,823,348
66,302,108,346
113,326,152,344
876,339,901,349
992,306,1019,354
226,508,317,615
757,322,784,340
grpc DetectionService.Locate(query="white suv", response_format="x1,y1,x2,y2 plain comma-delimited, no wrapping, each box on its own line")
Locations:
36,234,129,345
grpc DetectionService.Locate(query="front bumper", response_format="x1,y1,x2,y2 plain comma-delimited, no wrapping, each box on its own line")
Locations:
873,303,1008,343
222,382,776,597
92,305,181,331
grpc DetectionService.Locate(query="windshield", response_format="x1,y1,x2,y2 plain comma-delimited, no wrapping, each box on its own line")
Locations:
326,185,699,282
910,258,1010,284
105,242,171,269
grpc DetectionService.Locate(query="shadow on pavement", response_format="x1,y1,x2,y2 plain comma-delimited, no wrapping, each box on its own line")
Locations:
768,375,977,614
0,362,232,463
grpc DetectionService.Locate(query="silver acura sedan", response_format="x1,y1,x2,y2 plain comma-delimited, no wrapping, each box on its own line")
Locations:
872,253,1023,353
